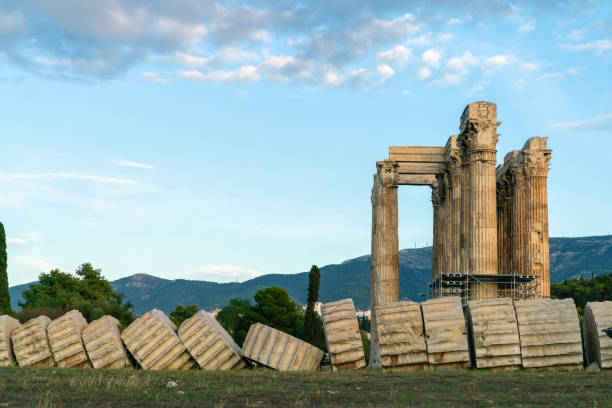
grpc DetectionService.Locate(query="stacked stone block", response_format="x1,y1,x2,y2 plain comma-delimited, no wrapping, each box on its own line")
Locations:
11,315,54,367
82,315,132,369
321,299,366,371
583,301,612,369
242,323,323,371
466,298,521,369
420,297,469,368
0,315,21,366
121,309,193,371
374,301,427,370
178,311,245,370
47,310,91,368
514,299,582,369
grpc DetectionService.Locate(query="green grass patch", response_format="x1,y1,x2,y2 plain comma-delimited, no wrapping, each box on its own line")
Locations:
0,366,610,407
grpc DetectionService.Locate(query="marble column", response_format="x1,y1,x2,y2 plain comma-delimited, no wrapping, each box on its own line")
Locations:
445,136,461,275
458,102,500,299
369,159,399,367
509,152,526,279
522,137,552,298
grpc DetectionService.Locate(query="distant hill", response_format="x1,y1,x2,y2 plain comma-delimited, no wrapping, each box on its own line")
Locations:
9,235,612,314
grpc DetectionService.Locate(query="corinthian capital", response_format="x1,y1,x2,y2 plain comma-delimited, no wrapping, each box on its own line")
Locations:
376,160,399,187
522,137,551,178
458,101,500,152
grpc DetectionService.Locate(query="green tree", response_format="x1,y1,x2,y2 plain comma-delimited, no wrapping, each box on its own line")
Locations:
551,273,612,317
19,263,135,327
0,222,10,314
217,287,305,347
304,265,325,349
169,304,199,327
216,297,254,347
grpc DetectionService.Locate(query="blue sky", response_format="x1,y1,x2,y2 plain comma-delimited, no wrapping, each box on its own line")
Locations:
1,0,611,286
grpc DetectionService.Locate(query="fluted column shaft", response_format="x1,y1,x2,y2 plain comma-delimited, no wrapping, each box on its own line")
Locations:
511,171,526,278
525,173,550,297
370,160,399,367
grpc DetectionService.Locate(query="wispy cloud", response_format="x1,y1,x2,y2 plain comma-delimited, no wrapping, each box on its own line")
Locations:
539,66,580,80
115,160,155,169
7,237,38,246
141,72,171,84
560,39,612,54
12,256,59,276
548,113,612,132
186,265,262,283
0,172,137,184
518,21,536,33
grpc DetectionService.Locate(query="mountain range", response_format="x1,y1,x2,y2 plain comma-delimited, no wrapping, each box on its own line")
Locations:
9,235,612,314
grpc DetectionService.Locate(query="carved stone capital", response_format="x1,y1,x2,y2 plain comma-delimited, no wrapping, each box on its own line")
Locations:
376,160,399,187
523,151,551,178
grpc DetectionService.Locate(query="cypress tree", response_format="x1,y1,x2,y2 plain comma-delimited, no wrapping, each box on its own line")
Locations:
0,222,11,314
304,265,325,349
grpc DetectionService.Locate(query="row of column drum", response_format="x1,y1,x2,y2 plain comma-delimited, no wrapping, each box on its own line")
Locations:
0,298,610,371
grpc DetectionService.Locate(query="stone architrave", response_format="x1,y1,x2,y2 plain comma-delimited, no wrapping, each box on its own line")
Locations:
11,315,54,367
466,298,521,369
0,315,21,366
369,160,399,367
47,310,91,368
241,323,323,371
514,299,582,369
178,311,246,370
420,297,469,368
458,102,500,299
321,299,366,371
522,137,551,298
374,301,427,371
82,315,133,369
583,301,612,369
121,309,194,371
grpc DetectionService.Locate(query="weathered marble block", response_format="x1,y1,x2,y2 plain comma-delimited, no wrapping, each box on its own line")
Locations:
11,315,55,367
374,301,427,371
82,315,132,369
178,311,245,370
121,309,194,371
321,298,366,371
583,301,612,369
0,315,21,366
47,310,91,368
242,323,323,371
420,297,469,368
466,298,521,369
514,298,582,369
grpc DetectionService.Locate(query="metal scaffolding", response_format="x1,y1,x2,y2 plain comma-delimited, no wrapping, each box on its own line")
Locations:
428,273,540,304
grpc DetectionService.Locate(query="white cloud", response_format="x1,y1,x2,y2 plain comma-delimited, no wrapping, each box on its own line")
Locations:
377,45,412,67
180,65,260,83
519,62,540,72
518,21,535,33
447,18,462,26
560,39,612,54
176,53,210,68
437,52,478,85
377,64,395,84
141,72,171,84
417,67,432,81
401,89,411,96
7,237,38,246
483,54,516,72
321,70,345,87
0,172,137,184
186,265,261,283
421,49,442,67
540,66,580,79
13,256,59,276
115,160,155,169
548,113,612,132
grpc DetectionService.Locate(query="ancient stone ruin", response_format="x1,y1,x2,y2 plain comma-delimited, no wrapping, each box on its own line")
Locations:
370,101,552,367
321,299,366,371
242,323,323,371
0,315,21,366
583,301,612,369
373,301,427,371
514,298,582,369
47,310,91,368
11,315,54,367
178,310,246,370
121,309,194,371
466,298,521,370
82,315,133,369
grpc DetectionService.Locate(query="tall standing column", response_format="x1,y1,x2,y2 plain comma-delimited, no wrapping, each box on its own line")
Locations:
370,160,399,367
431,177,446,281
458,102,500,299
446,135,461,275
509,152,526,281
522,137,552,298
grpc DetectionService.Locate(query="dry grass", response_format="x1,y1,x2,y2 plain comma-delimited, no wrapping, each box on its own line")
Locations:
0,366,610,407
